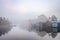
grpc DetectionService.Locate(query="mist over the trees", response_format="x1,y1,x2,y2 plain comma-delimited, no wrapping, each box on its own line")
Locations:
0,17,12,36
0,0,60,40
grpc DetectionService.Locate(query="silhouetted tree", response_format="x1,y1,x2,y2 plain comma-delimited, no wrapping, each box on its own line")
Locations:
0,17,12,36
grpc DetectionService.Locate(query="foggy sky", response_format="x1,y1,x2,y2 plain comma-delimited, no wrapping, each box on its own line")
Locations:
0,0,60,24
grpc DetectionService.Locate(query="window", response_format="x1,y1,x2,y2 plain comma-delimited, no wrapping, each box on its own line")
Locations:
52,22,58,27
52,28,58,33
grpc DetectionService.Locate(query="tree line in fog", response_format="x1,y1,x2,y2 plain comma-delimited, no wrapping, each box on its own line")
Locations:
0,17,12,36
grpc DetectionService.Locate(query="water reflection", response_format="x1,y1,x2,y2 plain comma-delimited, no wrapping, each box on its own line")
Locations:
0,27,41,40
0,26,60,40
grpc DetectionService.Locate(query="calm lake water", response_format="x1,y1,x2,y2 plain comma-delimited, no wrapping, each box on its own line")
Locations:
0,26,60,40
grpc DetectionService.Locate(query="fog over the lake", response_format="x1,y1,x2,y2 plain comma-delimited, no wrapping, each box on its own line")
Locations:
0,0,60,40
0,26,60,40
